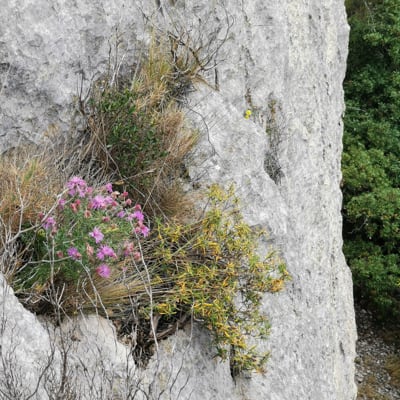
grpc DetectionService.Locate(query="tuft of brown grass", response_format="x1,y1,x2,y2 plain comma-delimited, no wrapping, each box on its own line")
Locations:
358,374,391,400
385,354,400,389
85,38,198,220
0,145,62,281
0,146,63,234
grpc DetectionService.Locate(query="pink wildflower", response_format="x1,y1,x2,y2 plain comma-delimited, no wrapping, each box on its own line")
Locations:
67,247,81,260
105,183,113,193
133,210,144,222
89,227,104,244
123,242,135,257
86,243,94,257
96,264,111,278
133,251,141,261
84,209,92,218
96,245,117,260
58,198,66,209
42,216,56,230
117,210,126,218
67,176,87,197
56,251,64,259
104,196,117,207
89,195,106,210
140,225,150,237
135,223,150,237
125,198,132,206
134,204,141,211
102,216,111,223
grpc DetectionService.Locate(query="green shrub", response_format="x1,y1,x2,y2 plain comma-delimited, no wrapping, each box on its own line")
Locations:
150,184,288,373
343,0,400,316
86,41,196,218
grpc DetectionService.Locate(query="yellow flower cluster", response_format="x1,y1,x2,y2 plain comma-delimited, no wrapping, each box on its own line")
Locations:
244,109,252,119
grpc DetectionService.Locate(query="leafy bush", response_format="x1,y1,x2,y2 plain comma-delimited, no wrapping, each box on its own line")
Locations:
87,41,197,218
343,0,400,315
150,184,288,373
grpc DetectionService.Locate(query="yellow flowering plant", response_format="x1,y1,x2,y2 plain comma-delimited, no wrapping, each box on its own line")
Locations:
144,184,289,374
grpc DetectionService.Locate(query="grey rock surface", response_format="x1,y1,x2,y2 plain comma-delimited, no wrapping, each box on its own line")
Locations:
0,276,52,399
0,277,138,399
0,0,356,399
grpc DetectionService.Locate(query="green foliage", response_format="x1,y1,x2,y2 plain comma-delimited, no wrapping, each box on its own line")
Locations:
14,178,150,310
343,0,400,315
87,41,197,217
12,179,287,374
151,184,288,373
97,88,167,181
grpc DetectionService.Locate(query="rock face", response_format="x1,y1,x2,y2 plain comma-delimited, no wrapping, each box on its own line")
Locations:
0,1,357,399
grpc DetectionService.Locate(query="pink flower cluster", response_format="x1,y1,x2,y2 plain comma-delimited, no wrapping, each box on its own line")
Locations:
67,176,89,197
89,227,104,244
42,216,56,231
44,177,150,280
67,247,81,260
96,264,111,278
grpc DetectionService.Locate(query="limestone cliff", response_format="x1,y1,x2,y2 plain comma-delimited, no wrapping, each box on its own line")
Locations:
0,1,356,399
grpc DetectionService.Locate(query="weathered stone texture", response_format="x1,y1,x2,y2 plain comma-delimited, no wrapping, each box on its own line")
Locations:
0,1,356,399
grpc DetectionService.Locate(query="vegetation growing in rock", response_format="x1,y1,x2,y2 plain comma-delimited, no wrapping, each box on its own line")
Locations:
343,0,400,316
0,37,288,375
86,40,197,218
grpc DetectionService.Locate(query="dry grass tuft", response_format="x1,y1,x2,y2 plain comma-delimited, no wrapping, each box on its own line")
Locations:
385,354,400,389
0,146,63,233
85,38,198,220
358,376,391,400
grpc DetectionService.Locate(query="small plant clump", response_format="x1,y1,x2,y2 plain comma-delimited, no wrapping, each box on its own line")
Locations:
150,184,288,373
14,177,150,313
87,40,197,218
244,109,252,119
0,149,63,237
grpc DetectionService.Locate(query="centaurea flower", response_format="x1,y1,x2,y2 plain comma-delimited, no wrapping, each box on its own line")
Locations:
96,245,117,260
89,195,106,210
67,176,87,197
67,247,81,260
105,183,113,193
96,264,111,278
42,217,56,230
89,227,104,244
